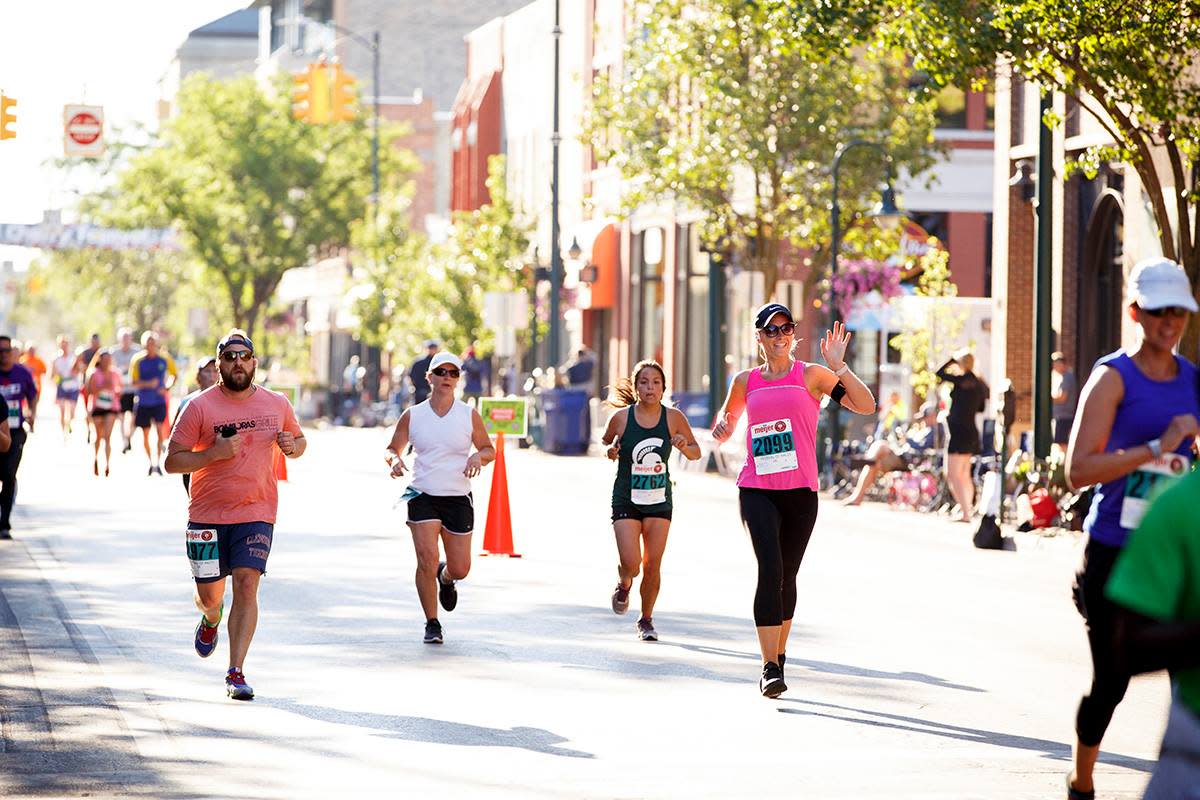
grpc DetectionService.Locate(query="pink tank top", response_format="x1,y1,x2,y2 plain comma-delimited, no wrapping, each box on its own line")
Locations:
736,361,820,491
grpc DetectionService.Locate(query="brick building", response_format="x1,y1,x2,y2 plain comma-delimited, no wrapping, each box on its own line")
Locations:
989,64,1166,432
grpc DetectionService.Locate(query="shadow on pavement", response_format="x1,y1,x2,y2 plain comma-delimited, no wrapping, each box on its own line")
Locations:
777,698,1156,772
262,698,594,759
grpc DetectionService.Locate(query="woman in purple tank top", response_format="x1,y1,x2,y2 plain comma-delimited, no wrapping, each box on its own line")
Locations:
712,303,876,698
1063,257,1200,800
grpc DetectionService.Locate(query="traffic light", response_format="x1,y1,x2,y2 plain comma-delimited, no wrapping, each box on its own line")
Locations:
330,64,358,122
0,93,16,140
292,64,331,124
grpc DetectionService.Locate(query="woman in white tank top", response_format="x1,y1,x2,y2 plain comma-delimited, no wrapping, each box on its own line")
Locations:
385,351,495,644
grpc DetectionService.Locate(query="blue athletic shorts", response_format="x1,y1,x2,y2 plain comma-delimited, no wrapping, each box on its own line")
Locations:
186,521,274,583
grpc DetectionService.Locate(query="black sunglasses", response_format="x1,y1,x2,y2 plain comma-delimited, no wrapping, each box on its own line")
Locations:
220,350,254,363
760,322,796,338
431,367,460,378
1142,306,1189,319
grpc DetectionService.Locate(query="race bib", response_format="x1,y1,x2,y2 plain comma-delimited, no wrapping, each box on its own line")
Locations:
186,528,220,579
1120,452,1190,530
60,378,80,392
94,390,116,411
750,418,798,476
6,404,18,429
631,462,668,506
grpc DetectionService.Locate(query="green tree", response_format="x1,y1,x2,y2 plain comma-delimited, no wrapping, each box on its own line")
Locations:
355,156,532,356
888,0,1200,349
588,0,940,298
117,73,417,346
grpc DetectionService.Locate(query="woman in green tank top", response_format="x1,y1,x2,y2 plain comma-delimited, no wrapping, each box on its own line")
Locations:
600,360,701,641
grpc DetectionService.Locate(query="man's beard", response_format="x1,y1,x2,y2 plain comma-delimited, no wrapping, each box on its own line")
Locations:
220,364,255,391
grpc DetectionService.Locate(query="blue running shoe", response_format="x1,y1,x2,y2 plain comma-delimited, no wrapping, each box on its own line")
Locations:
225,668,254,700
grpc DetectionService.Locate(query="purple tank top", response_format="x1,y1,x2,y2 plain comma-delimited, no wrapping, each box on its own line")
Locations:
1084,350,1199,547
736,361,820,491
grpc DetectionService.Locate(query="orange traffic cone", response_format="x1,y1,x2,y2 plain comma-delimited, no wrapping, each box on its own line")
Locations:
481,431,520,557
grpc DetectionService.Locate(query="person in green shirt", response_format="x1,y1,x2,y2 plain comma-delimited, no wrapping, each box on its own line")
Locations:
1107,468,1200,799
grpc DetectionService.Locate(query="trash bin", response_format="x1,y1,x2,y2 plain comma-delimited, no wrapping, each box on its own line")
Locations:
539,389,590,454
670,391,711,428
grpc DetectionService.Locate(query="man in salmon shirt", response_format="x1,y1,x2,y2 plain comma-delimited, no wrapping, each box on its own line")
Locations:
165,330,306,700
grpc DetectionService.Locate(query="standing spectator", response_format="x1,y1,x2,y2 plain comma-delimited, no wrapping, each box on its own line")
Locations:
1106,467,1200,798
461,343,490,404
935,349,989,522
563,347,597,396
19,344,46,397
1051,352,1078,454
409,340,439,407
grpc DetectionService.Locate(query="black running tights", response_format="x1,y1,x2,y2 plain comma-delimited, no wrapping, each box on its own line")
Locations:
1073,538,1131,747
739,487,819,627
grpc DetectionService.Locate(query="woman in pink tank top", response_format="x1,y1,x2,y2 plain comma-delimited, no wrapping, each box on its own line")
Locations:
712,303,876,698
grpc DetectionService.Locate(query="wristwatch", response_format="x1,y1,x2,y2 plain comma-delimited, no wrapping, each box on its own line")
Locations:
1147,438,1163,458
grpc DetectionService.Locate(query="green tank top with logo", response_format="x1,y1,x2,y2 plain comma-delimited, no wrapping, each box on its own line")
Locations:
612,406,673,512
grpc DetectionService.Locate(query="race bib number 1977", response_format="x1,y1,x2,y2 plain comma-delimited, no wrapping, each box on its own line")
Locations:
186,528,220,579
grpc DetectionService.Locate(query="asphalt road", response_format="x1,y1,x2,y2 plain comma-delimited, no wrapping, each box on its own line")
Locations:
0,417,1169,798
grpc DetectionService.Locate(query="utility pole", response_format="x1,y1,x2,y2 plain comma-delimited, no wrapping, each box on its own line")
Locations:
548,0,563,368
1033,93,1054,458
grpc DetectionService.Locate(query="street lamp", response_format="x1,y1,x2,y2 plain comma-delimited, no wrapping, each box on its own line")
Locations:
827,138,903,471
547,0,564,369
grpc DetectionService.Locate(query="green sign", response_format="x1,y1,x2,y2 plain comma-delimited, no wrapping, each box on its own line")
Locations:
479,397,528,437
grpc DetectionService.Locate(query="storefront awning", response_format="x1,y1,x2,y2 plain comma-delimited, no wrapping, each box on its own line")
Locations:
569,219,618,310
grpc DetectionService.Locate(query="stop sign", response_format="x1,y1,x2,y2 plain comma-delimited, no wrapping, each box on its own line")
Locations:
63,104,104,157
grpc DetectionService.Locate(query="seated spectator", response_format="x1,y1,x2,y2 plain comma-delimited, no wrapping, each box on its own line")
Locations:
845,402,942,506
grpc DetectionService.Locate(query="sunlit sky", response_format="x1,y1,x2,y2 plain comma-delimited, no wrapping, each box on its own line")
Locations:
0,1,249,269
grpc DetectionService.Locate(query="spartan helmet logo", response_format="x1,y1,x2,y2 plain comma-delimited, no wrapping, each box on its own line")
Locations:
633,438,665,465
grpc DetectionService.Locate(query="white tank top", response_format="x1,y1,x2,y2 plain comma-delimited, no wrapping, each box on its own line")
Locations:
408,399,474,496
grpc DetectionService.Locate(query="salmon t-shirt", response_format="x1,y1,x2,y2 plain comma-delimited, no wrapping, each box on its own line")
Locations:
169,385,301,525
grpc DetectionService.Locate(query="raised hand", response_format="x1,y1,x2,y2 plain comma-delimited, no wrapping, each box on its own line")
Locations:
821,321,852,372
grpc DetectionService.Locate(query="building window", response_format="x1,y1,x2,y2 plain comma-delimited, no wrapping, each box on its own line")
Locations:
935,86,968,129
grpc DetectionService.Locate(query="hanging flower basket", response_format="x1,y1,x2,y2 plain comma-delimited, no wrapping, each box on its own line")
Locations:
829,258,903,317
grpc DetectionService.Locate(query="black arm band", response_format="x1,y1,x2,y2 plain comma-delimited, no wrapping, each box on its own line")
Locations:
830,381,848,404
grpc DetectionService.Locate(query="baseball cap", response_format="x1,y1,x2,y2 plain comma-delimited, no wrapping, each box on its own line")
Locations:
754,302,794,329
217,330,254,355
423,338,440,349
429,352,463,371
196,355,217,370
1127,257,1198,312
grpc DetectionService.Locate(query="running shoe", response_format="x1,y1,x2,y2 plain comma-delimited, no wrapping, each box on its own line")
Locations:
193,617,219,658
611,583,631,615
759,662,787,699
0,528,11,541
436,562,458,612
225,668,254,700
636,617,658,642
147,466,154,476
424,619,444,644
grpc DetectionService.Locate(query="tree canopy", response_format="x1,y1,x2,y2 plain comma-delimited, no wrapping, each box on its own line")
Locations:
588,0,941,298
116,73,417,346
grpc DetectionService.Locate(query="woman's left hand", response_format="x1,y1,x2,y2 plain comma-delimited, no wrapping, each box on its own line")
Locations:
463,452,483,478
821,321,851,372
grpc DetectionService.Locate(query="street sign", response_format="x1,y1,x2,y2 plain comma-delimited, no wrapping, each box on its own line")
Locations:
63,105,104,158
479,397,528,438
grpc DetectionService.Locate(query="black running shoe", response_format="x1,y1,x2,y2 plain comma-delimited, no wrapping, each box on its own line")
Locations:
760,662,787,698
424,619,444,644
436,562,458,612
